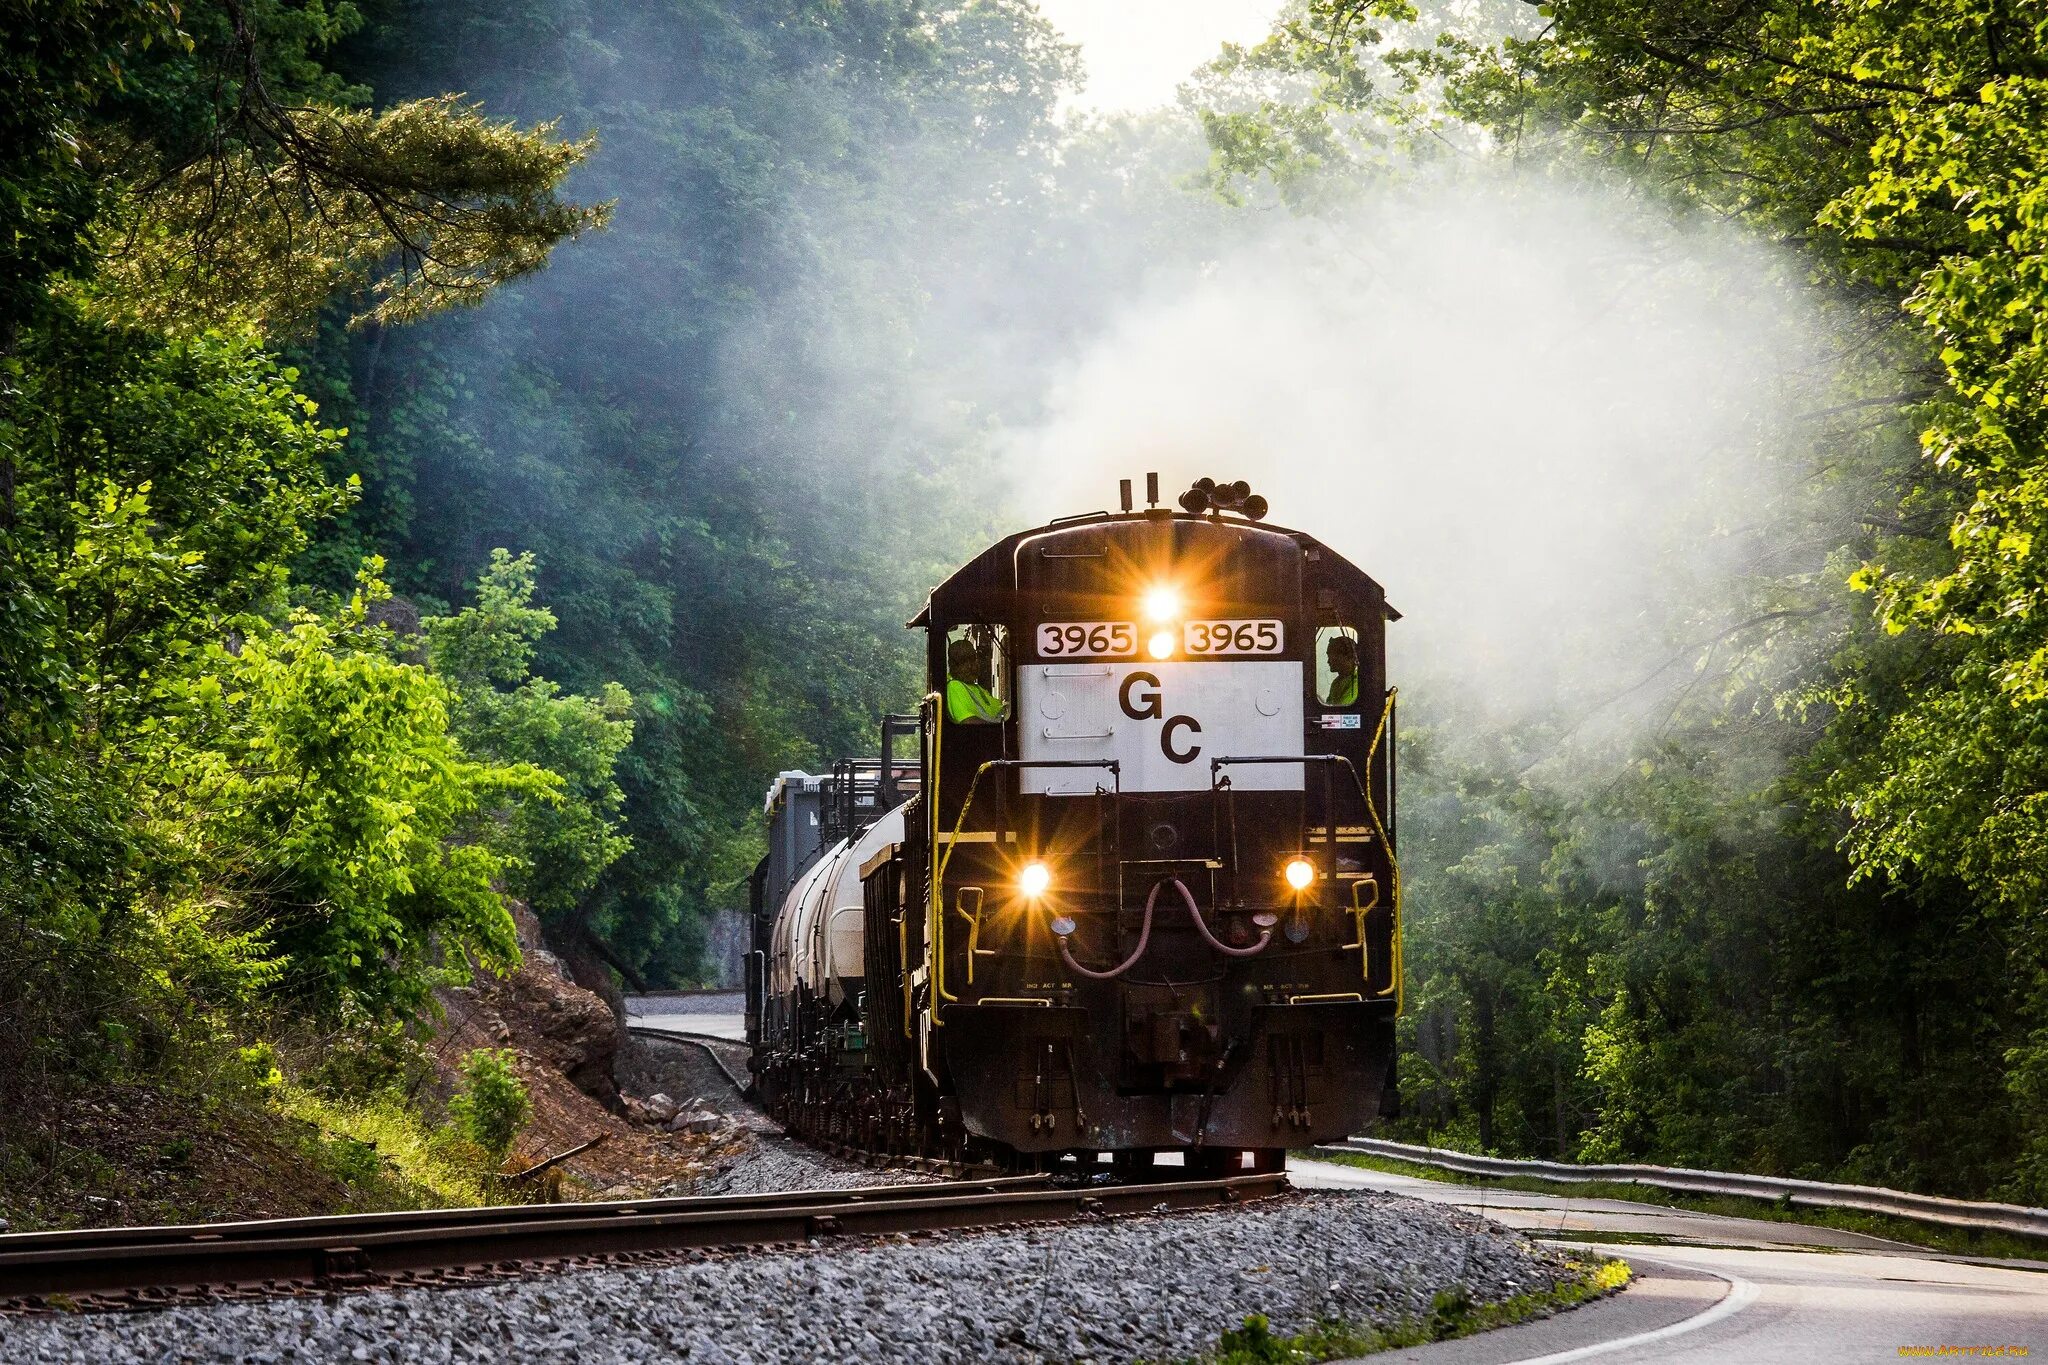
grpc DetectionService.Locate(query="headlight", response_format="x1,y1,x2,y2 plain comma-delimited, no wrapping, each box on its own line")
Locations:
1019,860,1052,899
1141,585,1182,622
1284,857,1316,891
1146,630,1176,660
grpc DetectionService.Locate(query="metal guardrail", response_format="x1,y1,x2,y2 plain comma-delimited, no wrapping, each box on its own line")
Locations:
1327,1138,2048,1240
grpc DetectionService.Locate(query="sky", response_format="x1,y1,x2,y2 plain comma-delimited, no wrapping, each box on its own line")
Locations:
1032,0,1288,114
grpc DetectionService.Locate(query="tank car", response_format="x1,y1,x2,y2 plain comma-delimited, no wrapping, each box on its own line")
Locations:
747,475,1401,1173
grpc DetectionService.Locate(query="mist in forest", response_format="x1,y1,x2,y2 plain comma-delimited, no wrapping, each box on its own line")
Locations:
991,179,1840,738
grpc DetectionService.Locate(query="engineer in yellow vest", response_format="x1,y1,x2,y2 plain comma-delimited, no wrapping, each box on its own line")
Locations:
1325,633,1360,708
946,638,1008,723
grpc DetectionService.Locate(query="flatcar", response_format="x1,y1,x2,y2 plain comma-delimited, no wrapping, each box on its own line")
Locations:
746,475,1401,1174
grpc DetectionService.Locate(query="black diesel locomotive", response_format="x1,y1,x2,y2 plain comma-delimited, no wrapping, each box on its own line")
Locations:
746,476,1401,1174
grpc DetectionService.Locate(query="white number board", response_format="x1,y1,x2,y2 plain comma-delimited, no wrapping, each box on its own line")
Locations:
1036,621,1136,659
1018,661,1306,795
1183,618,1284,655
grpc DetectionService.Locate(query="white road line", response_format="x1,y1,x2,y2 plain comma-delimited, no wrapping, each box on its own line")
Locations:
1497,1260,1760,1365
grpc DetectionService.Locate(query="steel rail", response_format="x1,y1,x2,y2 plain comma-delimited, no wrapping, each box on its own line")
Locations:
624,1023,752,1092
0,1172,1286,1306
1326,1137,2048,1240
0,1174,1046,1254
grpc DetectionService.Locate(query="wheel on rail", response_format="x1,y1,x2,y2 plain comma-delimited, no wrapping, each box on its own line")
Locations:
1186,1147,1285,1178
1111,1149,1156,1181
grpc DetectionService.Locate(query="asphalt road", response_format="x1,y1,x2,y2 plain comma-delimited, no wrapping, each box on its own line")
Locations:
624,990,746,1041
1293,1158,2048,1363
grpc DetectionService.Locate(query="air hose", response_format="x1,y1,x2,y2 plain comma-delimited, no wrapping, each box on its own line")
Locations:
1057,877,1272,979
1057,879,1162,980
1174,878,1274,958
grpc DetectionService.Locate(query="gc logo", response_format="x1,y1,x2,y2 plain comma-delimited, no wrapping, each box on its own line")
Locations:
1117,672,1202,764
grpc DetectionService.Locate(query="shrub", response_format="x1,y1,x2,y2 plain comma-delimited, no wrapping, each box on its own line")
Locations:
446,1049,531,1162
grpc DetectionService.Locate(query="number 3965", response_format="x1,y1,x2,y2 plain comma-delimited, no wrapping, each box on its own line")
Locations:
1037,622,1136,657
1184,620,1283,654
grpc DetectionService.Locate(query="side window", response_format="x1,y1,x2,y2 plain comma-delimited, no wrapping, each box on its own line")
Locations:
943,624,1010,724
1315,625,1361,709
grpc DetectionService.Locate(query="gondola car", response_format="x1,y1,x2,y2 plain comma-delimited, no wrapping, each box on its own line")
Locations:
746,475,1401,1174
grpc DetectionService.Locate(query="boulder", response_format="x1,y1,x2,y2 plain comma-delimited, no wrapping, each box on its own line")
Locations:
668,1110,724,1136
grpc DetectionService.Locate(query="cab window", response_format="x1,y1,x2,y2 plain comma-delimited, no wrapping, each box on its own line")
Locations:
1316,626,1361,709
943,624,1009,724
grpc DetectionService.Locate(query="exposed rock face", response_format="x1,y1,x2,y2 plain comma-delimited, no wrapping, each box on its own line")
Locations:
548,928,630,1023
428,902,733,1194
437,903,621,1109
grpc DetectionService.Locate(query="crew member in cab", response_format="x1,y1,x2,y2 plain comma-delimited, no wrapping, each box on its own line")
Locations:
946,637,1007,724
1325,633,1360,707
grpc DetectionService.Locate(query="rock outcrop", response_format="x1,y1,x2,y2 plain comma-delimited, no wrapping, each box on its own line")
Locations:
427,901,736,1195
438,902,621,1109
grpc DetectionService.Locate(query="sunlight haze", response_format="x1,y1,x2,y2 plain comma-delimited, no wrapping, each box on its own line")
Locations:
1033,0,1287,113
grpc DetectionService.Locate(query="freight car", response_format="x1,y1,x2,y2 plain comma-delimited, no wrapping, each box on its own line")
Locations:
746,475,1401,1174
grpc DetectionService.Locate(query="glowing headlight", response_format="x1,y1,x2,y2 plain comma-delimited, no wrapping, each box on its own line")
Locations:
1284,857,1316,891
1146,630,1176,660
1141,585,1183,622
1019,860,1053,899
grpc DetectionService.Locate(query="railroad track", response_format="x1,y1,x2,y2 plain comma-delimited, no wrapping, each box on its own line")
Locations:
0,1171,1286,1313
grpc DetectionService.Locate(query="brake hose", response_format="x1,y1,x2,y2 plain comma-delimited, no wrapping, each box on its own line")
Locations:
1172,877,1274,958
1058,877,1272,978
1057,878,1163,980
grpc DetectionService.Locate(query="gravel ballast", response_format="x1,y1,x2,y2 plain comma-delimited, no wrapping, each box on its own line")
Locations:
0,1190,1577,1363
616,1031,930,1196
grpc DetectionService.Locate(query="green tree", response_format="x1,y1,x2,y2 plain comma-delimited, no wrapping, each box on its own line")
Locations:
172,562,552,1018
0,0,615,1199
316,0,1081,981
424,549,634,926
1190,0,2048,1196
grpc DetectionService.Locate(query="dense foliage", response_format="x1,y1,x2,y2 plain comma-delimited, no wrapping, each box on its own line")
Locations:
8,0,2043,1217
1,0,1080,1220
304,0,1079,980
0,0,617,1196
1201,0,2048,1199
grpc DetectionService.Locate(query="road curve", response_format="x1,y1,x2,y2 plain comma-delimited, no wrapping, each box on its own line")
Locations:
1294,1158,2048,1364
624,990,746,1041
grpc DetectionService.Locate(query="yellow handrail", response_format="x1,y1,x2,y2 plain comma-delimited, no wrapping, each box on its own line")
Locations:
925,692,960,1016
956,886,986,984
1364,687,1403,1013
906,691,941,1038
932,756,1008,1015
1345,876,1380,976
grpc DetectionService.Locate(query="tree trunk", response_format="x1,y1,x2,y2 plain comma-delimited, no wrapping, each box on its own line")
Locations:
0,312,19,539
1473,990,1497,1152
1553,1043,1569,1157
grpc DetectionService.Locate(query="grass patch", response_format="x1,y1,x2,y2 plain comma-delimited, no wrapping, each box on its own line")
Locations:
1302,1148,2048,1264
0,1076,458,1232
272,1082,501,1209
1189,1258,1630,1363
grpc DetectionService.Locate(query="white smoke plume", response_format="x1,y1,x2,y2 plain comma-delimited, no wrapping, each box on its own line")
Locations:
996,179,1839,733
